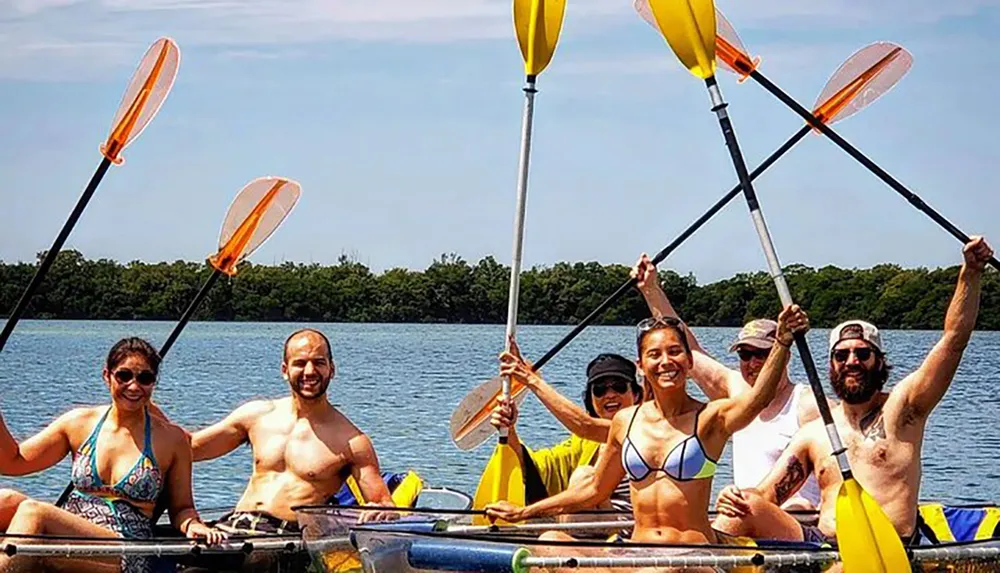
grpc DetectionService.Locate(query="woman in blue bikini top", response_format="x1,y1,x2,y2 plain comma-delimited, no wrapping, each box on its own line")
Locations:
486,305,810,546
0,337,225,571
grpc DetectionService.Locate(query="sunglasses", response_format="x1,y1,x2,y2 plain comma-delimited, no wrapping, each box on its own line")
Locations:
591,379,630,398
831,347,873,363
636,315,682,337
113,368,157,386
736,348,770,362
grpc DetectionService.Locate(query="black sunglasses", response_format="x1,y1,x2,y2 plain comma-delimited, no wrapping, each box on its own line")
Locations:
113,368,156,386
736,348,771,362
591,379,630,398
832,347,873,363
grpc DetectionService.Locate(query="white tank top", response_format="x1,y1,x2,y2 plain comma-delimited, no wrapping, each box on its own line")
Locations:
732,384,821,506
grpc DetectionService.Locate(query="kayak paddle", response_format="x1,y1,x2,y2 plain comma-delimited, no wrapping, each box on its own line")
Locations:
471,0,566,527
715,9,999,272
0,38,180,354
450,36,912,452
643,0,911,571
54,176,302,508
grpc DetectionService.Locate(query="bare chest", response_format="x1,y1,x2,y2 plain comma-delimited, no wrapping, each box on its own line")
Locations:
248,420,350,482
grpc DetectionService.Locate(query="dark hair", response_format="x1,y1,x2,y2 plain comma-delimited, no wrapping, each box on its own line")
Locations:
283,328,332,362
106,337,161,375
581,353,642,418
636,318,692,359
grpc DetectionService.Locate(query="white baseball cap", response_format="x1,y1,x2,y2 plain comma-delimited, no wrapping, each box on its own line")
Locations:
828,320,883,353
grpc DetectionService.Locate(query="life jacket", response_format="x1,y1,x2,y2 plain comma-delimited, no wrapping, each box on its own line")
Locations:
328,470,424,508
918,503,1000,543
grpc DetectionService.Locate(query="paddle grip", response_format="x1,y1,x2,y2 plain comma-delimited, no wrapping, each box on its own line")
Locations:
530,125,811,373
0,157,113,354
749,70,999,272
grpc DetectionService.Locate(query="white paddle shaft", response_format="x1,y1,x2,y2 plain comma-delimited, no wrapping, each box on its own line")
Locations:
500,75,537,441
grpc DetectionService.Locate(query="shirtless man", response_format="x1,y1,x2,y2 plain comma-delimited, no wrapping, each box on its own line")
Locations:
632,253,823,510
191,328,393,534
713,237,993,545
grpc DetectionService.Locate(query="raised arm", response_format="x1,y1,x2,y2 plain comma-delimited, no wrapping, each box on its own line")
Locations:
500,338,611,443
484,409,628,522
632,253,740,400
708,305,807,437
896,237,993,420
348,432,394,506
0,408,81,476
191,400,271,462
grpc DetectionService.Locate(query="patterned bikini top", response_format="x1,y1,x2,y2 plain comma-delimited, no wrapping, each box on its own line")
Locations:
70,407,164,504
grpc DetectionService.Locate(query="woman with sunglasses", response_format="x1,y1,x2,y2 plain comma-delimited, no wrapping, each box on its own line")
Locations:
488,348,643,511
486,304,810,547
0,337,225,572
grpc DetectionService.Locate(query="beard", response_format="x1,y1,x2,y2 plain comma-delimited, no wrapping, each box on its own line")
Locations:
830,365,884,405
291,376,330,400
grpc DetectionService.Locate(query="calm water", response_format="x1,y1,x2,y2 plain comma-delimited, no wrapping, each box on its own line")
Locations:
0,320,997,512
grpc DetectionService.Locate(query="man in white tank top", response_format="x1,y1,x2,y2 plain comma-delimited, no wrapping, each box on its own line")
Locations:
632,254,823,510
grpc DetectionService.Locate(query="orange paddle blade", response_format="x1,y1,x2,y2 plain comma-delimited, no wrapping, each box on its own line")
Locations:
713,9,759,81
450,376,531,451
208,177,302,276
100,37,180,164
812,42,912,127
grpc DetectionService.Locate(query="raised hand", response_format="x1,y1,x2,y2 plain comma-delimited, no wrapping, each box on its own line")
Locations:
630,253,659,293
776,304,809,346
962,236,994,273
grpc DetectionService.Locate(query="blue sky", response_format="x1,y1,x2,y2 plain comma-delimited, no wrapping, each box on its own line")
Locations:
1,0,998,284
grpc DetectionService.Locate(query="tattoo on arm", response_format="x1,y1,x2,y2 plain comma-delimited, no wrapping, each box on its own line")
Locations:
773,456,808,506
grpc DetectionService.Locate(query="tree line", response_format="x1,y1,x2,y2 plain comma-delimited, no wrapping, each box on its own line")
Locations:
2,250,997,329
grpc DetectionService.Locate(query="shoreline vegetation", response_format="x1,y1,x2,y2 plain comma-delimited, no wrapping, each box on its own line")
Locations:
2,250,997,330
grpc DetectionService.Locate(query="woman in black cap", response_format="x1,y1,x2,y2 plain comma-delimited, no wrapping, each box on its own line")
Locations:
487,344,643,511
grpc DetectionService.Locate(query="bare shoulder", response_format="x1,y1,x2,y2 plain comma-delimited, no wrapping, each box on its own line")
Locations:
150,415,191,444
230,398,280,426
332,408,366,439
58,406,101,438
794,384,825,425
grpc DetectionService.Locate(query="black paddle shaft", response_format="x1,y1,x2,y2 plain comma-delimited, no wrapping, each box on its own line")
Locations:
159,269,222,357
749,69,999,272
528,124,812,373
0,157,113,354
704,76,849,466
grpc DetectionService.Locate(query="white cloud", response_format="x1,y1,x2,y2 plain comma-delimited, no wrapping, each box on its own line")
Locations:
0,0,996,80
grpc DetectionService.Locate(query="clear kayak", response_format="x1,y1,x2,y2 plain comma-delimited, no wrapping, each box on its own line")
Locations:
296,504,1000,573
0,488,473,573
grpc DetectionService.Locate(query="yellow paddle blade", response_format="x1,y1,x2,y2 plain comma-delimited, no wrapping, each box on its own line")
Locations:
647,0,717,80
836,479,912,573
513,0,566,76
472,443,525,526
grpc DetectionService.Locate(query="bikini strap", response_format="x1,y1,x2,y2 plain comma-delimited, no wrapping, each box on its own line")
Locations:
142,407,158,466
84,406,113,448
624,404,642,438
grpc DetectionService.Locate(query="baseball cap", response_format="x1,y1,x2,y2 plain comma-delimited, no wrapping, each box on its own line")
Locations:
729,319,778,352
828,320,883,353
585,353,636,386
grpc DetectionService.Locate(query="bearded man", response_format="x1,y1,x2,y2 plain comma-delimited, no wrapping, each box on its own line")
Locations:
190,328,394,534
711,237,993,546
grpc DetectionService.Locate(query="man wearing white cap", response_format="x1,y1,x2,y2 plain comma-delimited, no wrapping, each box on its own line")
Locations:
630,255,823,511
711,237,994,546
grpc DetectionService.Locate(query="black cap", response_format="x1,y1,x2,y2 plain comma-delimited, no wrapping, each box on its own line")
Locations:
586,353,636,385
